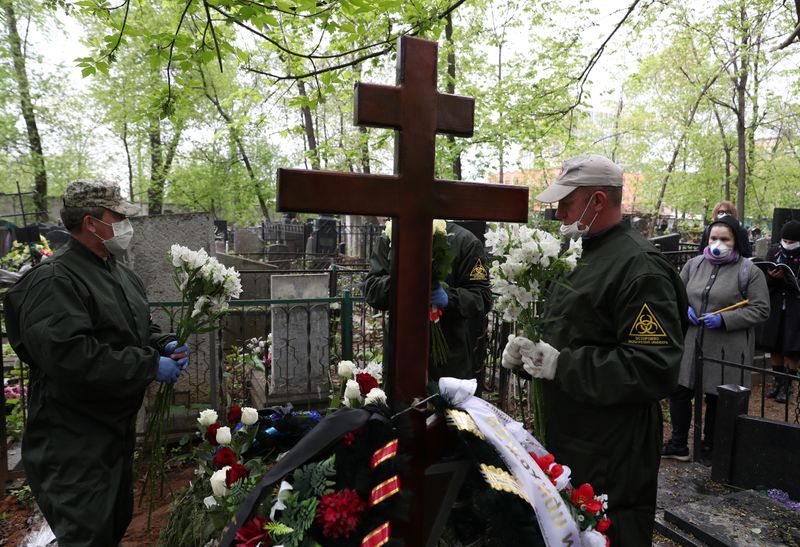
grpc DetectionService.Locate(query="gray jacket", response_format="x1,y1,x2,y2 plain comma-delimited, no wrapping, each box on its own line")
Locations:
678,255,770,393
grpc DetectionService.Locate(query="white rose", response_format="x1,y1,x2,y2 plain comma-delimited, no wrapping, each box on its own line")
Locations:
210,466,230,497
384,219,392,241
216,426,232,445
337,360,356,379
344,379,363,407
241,407,259,426
432,219,447,235
197,409,218,426
364,388,387,406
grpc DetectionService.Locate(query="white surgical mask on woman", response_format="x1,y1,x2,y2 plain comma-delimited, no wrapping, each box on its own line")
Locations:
708,240,732,258
781,239,800,252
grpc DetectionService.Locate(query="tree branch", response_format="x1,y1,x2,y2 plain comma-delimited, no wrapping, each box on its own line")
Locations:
203,0,223,72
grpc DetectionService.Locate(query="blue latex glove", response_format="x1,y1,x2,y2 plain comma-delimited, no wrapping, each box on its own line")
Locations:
431,286,449,308
164,340,191,370
688,306,699,326
156,356,181,384
703,313,723,329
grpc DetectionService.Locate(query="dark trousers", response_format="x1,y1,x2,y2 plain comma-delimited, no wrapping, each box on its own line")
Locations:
668,385,717,449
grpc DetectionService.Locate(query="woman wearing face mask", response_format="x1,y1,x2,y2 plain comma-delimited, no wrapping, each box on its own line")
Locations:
697,200,752,257
757,220,800,403
662,215,770,462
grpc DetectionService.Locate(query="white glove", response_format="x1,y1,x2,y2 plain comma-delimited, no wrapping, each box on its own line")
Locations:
521,340,559,380
501,335,537,370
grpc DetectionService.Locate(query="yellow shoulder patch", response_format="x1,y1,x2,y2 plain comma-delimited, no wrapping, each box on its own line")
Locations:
470,259,488,281
628,303,669,346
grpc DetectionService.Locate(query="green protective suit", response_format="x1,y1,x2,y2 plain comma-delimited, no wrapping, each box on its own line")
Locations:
364,222,492,380
4,239,170,547
540,222,688,546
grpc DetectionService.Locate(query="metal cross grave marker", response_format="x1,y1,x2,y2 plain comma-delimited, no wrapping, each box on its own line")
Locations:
276,35,528,544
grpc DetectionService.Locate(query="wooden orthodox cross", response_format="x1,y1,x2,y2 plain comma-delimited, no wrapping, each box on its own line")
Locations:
277,36,528,544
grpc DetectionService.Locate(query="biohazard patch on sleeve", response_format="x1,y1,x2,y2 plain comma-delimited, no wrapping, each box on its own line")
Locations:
628,303,669,345
469,259,488,281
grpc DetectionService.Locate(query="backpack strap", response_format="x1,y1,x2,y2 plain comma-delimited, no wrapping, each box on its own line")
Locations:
738,258,751,300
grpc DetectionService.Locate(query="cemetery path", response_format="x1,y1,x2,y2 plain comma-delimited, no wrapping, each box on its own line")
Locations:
0,461,195,547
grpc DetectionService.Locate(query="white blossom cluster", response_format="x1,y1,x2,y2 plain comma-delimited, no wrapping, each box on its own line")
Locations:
485,224,583,322
169,244,243,320
337,359,387,408
384,218,448,243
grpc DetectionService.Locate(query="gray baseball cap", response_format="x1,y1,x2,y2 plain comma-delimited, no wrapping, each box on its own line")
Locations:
62,179,139,216
535,154,624,203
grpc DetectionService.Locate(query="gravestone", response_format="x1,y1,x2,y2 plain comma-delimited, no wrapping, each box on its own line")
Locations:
753,237,770,259
234,227,265,257
127,213,217,429
268,274,330,405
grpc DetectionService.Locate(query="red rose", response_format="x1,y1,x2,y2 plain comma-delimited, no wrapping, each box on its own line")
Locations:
206,423,220,445
213,447,238,469
596,517,611,533
316,488,365,539
228,405,243,424
234,514,272,547
571,483,595,506
226,463,250,487
355,372,379,396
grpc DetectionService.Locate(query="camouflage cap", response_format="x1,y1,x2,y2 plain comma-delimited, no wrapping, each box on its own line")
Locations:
61,179,139,216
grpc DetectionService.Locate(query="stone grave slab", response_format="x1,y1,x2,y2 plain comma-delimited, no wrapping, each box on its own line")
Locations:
269,274,330,404
665,489,800,546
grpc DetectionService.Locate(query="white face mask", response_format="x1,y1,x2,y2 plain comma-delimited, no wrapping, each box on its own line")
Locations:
559,193,599,241
716,212,730,220
708,240,732,258
782,240,800,251
93,217,134,255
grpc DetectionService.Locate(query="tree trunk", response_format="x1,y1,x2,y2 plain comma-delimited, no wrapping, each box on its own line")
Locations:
611,90,624,164
712,107,733,201
497,42,504,184
359,126,370,174
445,13,462,180
2,0,47,220
122,122,134,201
148,118,164,215
298,80,320,169
734,1,749,220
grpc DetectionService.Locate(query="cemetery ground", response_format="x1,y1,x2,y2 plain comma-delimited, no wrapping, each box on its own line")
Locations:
2,375,797,546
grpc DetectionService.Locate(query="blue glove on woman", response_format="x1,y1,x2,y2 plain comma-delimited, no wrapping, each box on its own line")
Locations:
687,306,699,325
156,357,181,383
163,340,191,370
702,313,723,329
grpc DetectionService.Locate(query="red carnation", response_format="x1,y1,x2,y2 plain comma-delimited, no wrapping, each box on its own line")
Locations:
596,517,611,533
531,452,555,473
234,514,272,547
316,488,365,539
228,405,243,424
226,463,250,487
572,483,603,514
213,447,238,469
355,372,379,396
206,423,221,445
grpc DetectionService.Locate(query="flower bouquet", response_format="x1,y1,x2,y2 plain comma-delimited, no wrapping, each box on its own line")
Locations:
485,224,582,440
334,359,387,409
141,245,242,522
384,218,454,369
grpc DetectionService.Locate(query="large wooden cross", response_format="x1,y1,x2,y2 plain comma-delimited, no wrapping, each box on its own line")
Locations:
277,36,528,544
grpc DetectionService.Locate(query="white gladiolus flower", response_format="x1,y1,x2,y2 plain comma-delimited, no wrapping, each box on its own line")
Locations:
216,426,232,445
197,409,218,426
364,361,383,381
338,360,356,379
210,466,231,497
365,388,387,406
484,226,509,254
270,480,294,519
432,219,447,235
241,407,259,426
223,269,243,299
171,244,190,267
192,296,210,318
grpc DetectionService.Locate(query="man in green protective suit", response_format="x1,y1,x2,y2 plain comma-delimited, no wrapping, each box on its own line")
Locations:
502,155,688,546
364,221,492,381
4,180,190,547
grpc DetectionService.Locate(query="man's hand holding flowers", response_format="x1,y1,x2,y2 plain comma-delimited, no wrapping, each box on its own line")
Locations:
431,283,449,308
156,356,182,384
502,335,560,380
163,340,191,370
